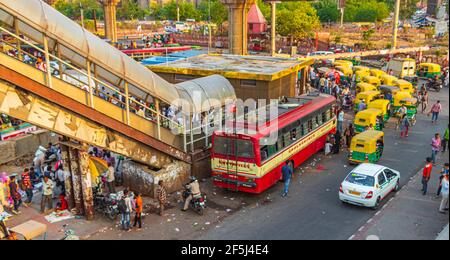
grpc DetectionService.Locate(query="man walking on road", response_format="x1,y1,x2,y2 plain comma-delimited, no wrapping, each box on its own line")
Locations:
431,133,442,165
21,168,33,207
281,162,293,197
437,163,449,197
438,172,449,214
337,109,344,134
422,158,433,196
429,100,442,124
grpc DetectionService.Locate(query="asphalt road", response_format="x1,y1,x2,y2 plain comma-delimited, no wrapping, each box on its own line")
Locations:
196,87,449,240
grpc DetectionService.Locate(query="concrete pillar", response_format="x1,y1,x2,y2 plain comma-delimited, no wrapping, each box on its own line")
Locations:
78,150,94,221
392,0,400,49
270,1,276,56
69,147,84,215
222,0,255,55
103,0,120,43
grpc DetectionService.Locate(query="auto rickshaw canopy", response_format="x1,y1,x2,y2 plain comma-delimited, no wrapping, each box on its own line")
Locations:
356,90,381,105
393,79,415,94
362,75,381,87
393,91,413,107
336,66,353,77
353,65,371,72
380,74,398,85
367,99,391,116
356,82,377,94
334,60,354,69
355,70,371,82
350,130,384,153
369,69,387,79
354,108,383,127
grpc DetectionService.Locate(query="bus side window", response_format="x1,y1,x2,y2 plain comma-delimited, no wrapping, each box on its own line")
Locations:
308,120,313,132
303,122,309,135
312,115,319,129
317,113,323,125
322,112,327,123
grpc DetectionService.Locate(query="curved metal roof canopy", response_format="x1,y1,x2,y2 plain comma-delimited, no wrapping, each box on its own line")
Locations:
0,0,235,114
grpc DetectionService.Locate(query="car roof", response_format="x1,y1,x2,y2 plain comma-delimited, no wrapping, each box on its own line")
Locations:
352,163,385,177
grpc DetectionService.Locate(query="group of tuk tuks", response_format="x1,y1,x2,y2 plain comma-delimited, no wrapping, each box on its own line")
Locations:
329,59,443,165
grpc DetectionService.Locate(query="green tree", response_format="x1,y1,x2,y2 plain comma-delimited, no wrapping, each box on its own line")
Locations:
197,0,228,25
313,0,340,23
344,0,390,22
276,2,321,40
157,1,201,21
54,0,103,20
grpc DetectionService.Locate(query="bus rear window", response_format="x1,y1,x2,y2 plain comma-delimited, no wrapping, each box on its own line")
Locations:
213,137,255,159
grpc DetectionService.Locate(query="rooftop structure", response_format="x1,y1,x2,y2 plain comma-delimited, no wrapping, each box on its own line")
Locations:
147,54,314,101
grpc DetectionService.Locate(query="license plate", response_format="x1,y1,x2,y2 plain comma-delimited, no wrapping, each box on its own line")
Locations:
349,190,361,196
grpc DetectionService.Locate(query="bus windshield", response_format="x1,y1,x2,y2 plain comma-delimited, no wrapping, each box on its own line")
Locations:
213,137,255,159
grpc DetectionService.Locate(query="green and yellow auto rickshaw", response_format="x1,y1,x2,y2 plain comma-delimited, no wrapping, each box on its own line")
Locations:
354,90,381,112
393,79,415,94
362,75,381,88
355,70,371,83
417,63,441,79
349,130,384,164
380,75,398,86
356,82,377,94
354,108,385,133
367,99,392,122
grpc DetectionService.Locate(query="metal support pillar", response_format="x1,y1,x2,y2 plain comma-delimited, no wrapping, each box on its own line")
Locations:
69,147,84,215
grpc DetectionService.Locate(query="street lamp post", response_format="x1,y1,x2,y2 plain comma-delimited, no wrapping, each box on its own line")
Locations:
208,0,212,54
80,2,85,29
392,0,401,49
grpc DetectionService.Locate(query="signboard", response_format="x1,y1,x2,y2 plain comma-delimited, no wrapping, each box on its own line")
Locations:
338,0,346,9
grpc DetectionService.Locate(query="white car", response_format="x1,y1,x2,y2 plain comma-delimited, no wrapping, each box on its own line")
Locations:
339,163,400,209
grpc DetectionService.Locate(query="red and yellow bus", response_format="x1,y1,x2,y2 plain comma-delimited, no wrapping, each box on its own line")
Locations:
211,93,337,194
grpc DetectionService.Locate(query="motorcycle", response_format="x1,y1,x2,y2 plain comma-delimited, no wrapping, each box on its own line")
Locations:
182,187,207,216
93,186,120,221
426,79,442,92
342,94,354,111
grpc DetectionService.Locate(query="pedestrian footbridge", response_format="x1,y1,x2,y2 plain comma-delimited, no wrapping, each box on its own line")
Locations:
0,0,236,169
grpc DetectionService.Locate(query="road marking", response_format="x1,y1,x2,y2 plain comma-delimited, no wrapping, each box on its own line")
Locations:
366,235,380,240
367,218,373,224
375,211,381,216
348,235,355,240
358,226,365,232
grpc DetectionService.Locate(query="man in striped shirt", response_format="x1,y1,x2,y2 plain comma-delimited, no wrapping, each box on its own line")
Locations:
21,169,33,207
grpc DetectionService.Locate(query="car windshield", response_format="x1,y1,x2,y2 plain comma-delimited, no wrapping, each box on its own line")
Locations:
345,172,375,187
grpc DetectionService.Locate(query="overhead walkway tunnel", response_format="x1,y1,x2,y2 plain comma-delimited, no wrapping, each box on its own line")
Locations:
0,0,236,169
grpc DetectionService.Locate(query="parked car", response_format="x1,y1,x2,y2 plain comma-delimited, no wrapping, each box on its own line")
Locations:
339,163,400,209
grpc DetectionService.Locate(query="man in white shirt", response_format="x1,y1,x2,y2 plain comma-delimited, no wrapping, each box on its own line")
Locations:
41,175,54,214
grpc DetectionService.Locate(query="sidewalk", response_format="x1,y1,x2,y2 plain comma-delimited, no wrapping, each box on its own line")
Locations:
350,151,449,240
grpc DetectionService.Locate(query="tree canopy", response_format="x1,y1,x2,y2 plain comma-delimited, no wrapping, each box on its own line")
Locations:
54,0,103,20
275,2,321,40
313,0,391,23
197,0,228,25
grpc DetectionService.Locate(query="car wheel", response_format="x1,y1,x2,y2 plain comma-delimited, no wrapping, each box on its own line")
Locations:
372,197,381,210
394,180,400,192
